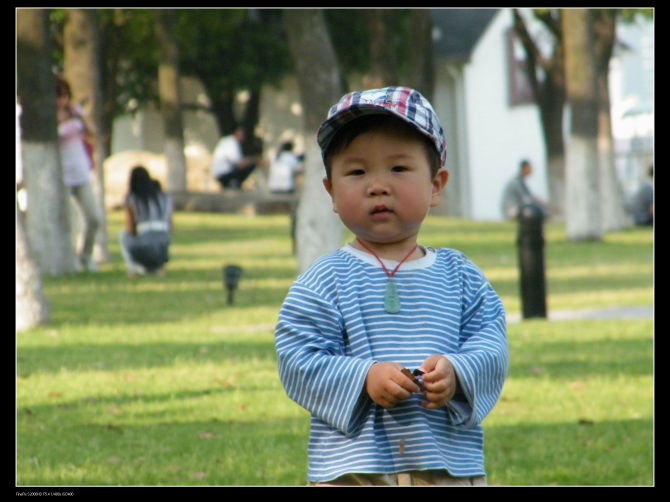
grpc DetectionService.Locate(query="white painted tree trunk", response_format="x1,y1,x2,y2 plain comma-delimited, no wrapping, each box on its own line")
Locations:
565,136,602,240
16,102,49,331
295,141,343,274
18,8,79,275
283,9,345,274
16,212,50,332
23,142,79,274
563,9,603,241
547,154,566,218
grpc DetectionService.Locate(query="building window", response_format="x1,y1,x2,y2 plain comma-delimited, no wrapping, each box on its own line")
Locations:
507,28,534,106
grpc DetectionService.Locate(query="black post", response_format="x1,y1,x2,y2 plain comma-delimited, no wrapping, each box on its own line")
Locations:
223,265,243,305
517,204,547,319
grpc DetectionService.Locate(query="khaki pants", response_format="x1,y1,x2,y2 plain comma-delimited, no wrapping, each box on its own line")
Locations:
70,183,100,264
310,470,487,486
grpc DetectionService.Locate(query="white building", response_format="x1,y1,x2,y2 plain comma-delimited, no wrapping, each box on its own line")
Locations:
431,9,547,220
429,8,653,220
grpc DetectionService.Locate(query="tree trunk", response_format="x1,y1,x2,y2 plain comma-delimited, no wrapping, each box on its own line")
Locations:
537,79,566,213
597,76,628,231
155,9,187,193
16,212,50,332
283,9,344,273
407,9,435,102
208,92,236,136
512,9,565,214
364,9,399,88
593,9,628,231
513,9,566,212
241,86,264,155
17,8,78,275
63,8,110,262
562,9,602,241
99,9,125,161
16,102,49,332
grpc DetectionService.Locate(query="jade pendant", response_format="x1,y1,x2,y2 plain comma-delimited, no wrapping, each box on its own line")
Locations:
384,279,401,314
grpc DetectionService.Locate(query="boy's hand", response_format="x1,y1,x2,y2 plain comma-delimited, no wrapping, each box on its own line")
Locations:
365,362,421,408
418,354,460,409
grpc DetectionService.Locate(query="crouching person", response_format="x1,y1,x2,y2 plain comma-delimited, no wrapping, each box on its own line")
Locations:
120,165,172,277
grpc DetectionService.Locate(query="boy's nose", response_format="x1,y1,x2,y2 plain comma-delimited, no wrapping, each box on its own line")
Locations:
366,176,390,196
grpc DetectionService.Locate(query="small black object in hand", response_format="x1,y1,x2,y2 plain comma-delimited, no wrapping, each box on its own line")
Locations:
401,368,425,392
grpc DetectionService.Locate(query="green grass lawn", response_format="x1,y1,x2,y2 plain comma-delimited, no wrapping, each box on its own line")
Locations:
16,211,654,486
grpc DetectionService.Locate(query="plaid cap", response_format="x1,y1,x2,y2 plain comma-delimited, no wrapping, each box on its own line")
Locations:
317,86,447,168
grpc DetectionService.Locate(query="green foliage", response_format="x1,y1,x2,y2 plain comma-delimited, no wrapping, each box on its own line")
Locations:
49,9,294,123
618,8,654,22
323,10,371,77
51,9,162,115
48,8,419,128
102,10,161,113
176,10,292,96
324,9,413,84
16,213,653,486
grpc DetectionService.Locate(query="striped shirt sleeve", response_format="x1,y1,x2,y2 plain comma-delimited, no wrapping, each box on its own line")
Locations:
445,256,509,427
276,281,375,435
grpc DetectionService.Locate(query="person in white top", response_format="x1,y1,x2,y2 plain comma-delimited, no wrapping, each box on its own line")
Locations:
268,141,304,193
56,77,101,272
210,126,259,190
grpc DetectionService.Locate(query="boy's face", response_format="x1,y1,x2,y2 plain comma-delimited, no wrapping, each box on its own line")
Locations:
323,128,448,249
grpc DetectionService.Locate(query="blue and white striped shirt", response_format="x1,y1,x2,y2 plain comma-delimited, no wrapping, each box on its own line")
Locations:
275,245,508,482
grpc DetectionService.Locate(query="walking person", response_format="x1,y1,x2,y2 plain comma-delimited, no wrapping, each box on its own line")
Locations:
56,76,101,271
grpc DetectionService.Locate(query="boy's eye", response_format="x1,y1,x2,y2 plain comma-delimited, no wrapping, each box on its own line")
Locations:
392,165,409,172
346,168,365,176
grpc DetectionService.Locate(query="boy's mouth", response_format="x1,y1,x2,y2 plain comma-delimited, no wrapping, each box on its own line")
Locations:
370,205,393,219
371,205,393,215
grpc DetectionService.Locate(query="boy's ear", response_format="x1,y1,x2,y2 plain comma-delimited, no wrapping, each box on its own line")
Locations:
322,177,339,213
430,169,449,207
322,176,333,197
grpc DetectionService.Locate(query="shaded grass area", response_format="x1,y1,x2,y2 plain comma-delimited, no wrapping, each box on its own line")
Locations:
17,212,653,486
418,218,653,313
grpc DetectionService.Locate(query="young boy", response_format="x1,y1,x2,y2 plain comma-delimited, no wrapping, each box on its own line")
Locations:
275,87,508,486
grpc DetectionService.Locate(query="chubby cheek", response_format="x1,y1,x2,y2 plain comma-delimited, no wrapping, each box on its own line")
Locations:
331,190,364,221
325,178,357,214
394,183,434,216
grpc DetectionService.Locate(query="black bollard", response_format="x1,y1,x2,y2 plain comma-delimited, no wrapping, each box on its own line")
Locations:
223,265,243,305
517,203,547,319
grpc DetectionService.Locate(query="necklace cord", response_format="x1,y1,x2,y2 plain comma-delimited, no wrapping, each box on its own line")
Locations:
355,239,418,278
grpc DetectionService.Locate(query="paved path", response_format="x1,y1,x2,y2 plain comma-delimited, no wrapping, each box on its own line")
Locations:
506,305,653,323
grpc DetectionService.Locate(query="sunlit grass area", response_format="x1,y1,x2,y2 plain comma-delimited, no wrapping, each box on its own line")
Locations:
17,211,653,486
487,318,652,485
